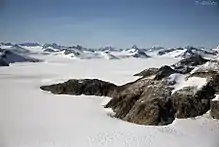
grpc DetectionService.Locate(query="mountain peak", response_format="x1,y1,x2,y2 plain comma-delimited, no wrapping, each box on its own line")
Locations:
131,45,138,49
19,43,40,47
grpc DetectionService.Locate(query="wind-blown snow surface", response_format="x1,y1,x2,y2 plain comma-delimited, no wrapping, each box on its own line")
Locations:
0,57,219,147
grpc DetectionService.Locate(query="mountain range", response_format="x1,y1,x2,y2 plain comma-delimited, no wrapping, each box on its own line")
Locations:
0,42,218,66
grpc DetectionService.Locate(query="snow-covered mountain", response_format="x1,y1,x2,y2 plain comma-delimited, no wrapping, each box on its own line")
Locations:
123,48,150,58
213,45,219,52
0,42,218,61
42,43,63,50
40,44,151,59
146,46,217,58
0,48,41,66
18,43,40,47
98,46,117,52
175,46,217,58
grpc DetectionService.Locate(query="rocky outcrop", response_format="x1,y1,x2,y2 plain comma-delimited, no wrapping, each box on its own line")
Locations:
118,81,174,125
41,73,218,125
132,50,150,58
40,79,118,97
40,56,219,125
62,49,80,56
154,65,177,80
210,100,219,119
135,55,209,78
172,55,209,74
42,43,62,49
189,71,218,79
157,48,176,55
133,68,159,77
134,65,177,80
206,74,219,94
172,87,211,118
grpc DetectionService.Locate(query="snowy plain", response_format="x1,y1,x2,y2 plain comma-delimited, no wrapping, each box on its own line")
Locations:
0,54,219,147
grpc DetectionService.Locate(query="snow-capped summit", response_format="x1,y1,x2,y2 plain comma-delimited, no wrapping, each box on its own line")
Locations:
176,46,217,58
145,46,166,56
42,43,64,53
131,44,138,49
62,48,81,56
0,43,32,55
0,42,13,46
11,44,31,54
1,42,218,60
213,45,219,52
97,52,119,60
99,46,117,52
42,43,63,50
70,45,83,50
150,46,217,58
19,43,41,47
0,49,41,66
147,46,165,52
0,42,14,49
123,46,150,58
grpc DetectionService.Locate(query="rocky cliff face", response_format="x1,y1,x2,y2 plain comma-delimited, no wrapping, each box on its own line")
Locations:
40,55,219,125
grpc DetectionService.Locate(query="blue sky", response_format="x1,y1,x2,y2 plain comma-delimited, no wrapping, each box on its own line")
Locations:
0,0,219,48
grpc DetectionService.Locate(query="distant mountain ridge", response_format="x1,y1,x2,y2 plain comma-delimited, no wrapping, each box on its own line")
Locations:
0,42,218,61
0,48,41,66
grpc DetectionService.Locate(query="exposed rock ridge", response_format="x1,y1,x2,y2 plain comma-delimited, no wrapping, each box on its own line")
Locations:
40,55,219,125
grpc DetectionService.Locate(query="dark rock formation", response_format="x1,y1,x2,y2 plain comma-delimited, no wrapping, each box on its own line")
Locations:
62,49,80,56
122,83,175,125
134,67,159,77
106,79,154,121
157,48,176,55
154,65,177,80
189,71,218,79
172,55,209,74
134,65,177,80
210,100,219,119
40,57,219,125
135,55,209,79
175,55,209,67
132,50,150,58
172,87,211,118
43,48,58,53
206,74,219,94
40,79,118,97
42,43,62,49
